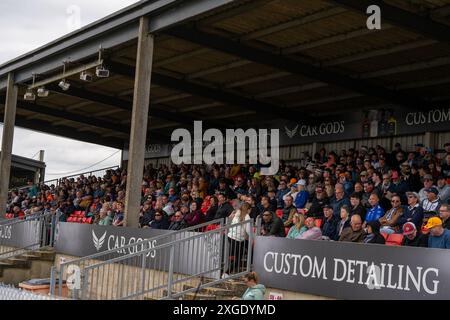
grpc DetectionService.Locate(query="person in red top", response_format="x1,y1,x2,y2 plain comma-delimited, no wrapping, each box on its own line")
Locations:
13,206,25,219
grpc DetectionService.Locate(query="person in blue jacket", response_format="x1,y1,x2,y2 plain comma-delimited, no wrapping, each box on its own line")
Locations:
364,193,384,226
294,180,309,209
241,272,266,300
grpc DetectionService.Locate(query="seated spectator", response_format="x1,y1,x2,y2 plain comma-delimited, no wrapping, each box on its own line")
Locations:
281,195,297,228
363,220,385,244
286,213,307,239
401,222,428,247
425,217,450,249
97,208,112,226
204,196,218,222
168,211,186,230
440,204,450,230
149,209,169,229
330,183,351,218
419,174,436,203
437,176,449,203
298,217,322,240
306,184,329,218
276,180,290,208
321,205,339,241
339,214,365,243
350,192,366,221
336,205,351,239
397,191,424,231
364,193,384,225
214,193,234,222
422,187,441,212
387,171,409,204
184,202,204,227
112,202,124,227
293,180,309,209
139,202,154,227
379,195,403,234
261,211,285,237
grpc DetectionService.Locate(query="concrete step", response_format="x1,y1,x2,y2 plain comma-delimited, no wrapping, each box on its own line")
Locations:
183,292,216,300
204,279,247,296
182,284,235,298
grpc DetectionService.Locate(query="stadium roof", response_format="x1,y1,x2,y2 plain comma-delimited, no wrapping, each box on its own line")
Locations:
1,0,450,149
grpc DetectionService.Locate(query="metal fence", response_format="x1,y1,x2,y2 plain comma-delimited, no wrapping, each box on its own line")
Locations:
0,211,58,260
50,218,225,298
51,218,256,300
0,283,63,300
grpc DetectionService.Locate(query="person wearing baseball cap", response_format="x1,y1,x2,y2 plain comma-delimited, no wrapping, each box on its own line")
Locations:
425,217,450,249
397,191,424,231
418,174,436,202
422,187,442,213
402,222,428,247
294,179,309,210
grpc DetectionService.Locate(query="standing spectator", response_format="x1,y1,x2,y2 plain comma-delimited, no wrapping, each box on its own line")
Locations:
439,204,450,230
379,195,403,234
330,184,351,218
436,176,449,203
402,222,428,247
281,195,297,228
419,174,436,203
363,220,385,244
293,180,309,209
204,196,218,222
261,211,285,237
276,180,290,208
338,214,365,243
241,272,266,300
397,191,424,231
214,193,234,222
321,205,339,240
422,187,442,212
298,217,322,240
425,217,450,249
364,193,384,225
286,213,307,239
336,205,351,239
350,193,366,221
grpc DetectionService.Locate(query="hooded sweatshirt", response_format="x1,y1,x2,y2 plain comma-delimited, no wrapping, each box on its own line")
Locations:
242,284,266,300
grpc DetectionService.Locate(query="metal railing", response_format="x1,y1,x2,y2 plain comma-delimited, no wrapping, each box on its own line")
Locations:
50,218,225,297
0,283,64,300
51,218,255,300
0,211,59,260
43,165,120,187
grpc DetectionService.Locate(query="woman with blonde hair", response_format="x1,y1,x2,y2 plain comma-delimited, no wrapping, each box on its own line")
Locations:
287,213,307,239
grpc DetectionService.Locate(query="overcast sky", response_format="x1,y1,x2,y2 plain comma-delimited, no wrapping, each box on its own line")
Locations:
0,0,141,181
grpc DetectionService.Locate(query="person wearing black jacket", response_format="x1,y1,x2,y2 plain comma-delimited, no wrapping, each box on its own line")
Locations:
168,211,187,230
307,185,329,218
214,193,234,222
363,220,386,244
350,193,366,221
204,196,218,222
261,211,285,237
149,210,169,230
321,205,339,240
402,222,428,247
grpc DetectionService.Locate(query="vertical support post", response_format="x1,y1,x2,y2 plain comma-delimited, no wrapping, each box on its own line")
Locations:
0,73,18,216
124,16,154,228
167,245,175,299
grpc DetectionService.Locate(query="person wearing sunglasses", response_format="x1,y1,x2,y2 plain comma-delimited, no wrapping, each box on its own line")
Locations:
379,195,404,234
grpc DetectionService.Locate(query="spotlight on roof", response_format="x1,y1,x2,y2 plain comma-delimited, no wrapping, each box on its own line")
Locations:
24,89,36,101
58,79,70,91
37,86,49,97
80,70,93,82
95,65,110,78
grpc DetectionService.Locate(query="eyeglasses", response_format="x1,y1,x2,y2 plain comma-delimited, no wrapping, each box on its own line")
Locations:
391,200,400,203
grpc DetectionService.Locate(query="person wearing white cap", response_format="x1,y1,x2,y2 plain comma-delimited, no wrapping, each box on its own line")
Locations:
293,179,309,209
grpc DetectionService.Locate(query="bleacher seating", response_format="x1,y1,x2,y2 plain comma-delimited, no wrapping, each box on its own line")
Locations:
385,233,404,246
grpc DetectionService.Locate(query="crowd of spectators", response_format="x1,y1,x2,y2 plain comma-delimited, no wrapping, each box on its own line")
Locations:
6,142,450,250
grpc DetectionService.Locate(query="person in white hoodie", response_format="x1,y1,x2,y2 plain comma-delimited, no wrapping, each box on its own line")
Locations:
224,203,252,276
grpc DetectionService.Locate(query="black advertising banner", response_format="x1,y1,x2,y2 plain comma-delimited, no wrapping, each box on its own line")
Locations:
0,220,40,248
54,223,221,278
253,236,450,300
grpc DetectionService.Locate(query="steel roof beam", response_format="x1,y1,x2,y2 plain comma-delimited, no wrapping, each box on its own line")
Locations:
164,26,428,110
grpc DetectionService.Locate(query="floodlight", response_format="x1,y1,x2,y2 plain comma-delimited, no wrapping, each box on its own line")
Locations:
80,71,93,82
37,86,49,97
95,65,110,78
58,79,70,91
24,89,36,101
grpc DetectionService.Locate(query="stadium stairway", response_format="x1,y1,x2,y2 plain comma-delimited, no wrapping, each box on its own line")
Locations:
159,277,248,300
0,247,55,285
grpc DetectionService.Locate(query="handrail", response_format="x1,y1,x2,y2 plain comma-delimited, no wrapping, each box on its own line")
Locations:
58,218,224,268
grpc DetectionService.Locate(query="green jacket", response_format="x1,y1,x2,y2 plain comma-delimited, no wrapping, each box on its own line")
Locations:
242,284,266,300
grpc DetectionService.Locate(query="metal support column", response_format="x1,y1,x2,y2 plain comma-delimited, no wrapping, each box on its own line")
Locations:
124,16,154,227
0,73,18,215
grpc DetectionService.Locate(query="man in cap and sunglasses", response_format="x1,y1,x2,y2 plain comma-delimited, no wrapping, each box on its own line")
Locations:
401,222,428,247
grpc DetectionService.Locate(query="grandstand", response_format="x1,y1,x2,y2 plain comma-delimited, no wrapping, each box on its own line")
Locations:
1,0,450,300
